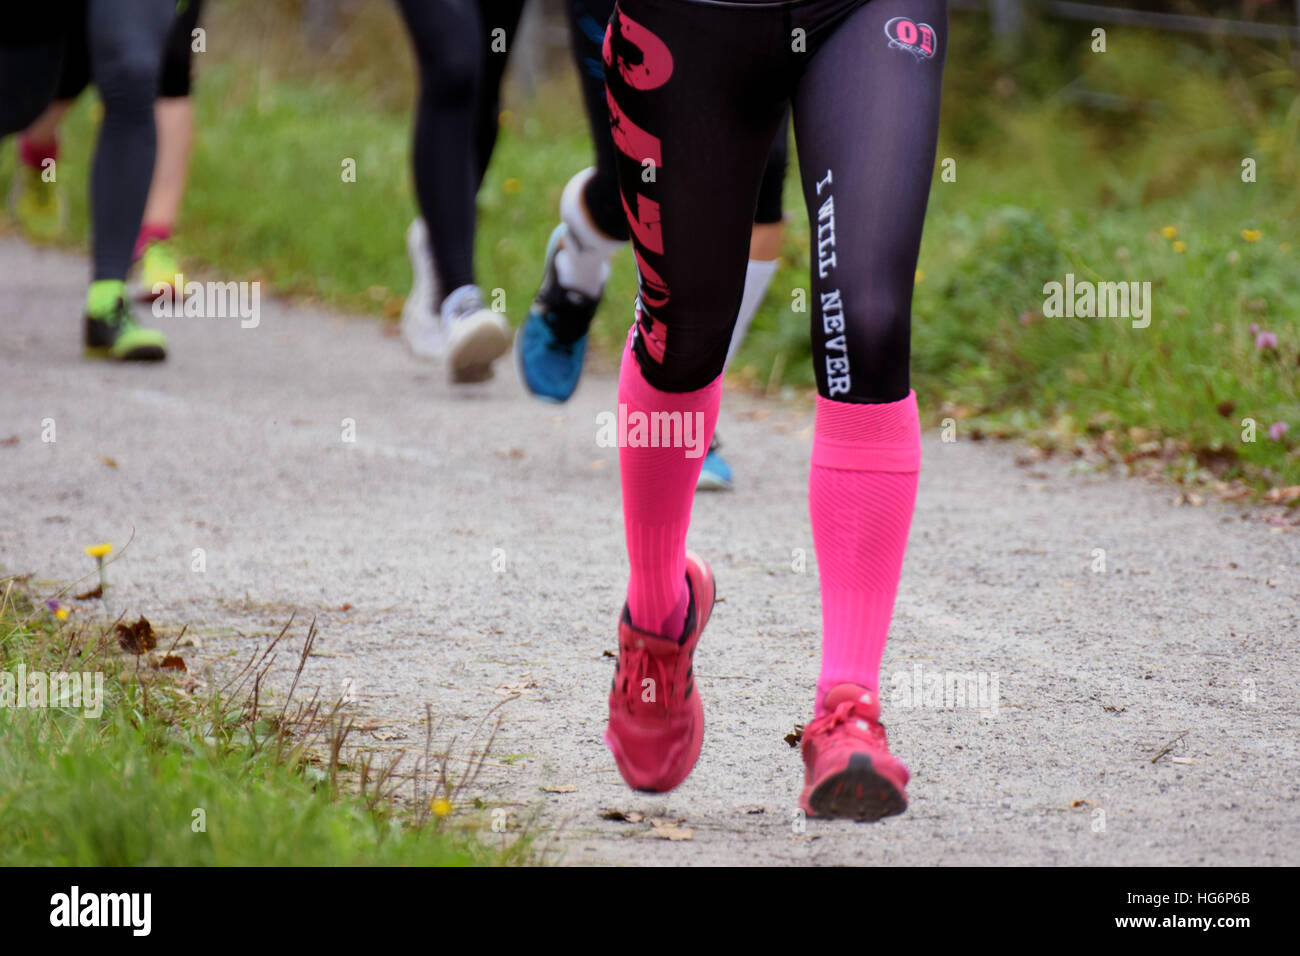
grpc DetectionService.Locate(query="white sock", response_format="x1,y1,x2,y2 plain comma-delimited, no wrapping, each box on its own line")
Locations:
725,258,779,367
555,168,623,298
440,283,482,326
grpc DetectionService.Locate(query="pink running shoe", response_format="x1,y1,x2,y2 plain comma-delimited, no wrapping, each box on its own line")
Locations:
605,551,714,793
800,684,909,821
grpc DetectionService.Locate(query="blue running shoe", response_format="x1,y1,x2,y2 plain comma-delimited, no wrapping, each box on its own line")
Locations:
515,224,598,403
696,434,734,492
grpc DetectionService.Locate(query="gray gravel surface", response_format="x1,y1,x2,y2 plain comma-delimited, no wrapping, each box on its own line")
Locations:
2,237,1297,865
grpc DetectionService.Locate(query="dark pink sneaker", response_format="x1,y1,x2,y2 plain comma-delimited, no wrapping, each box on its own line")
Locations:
800,684,909,821
604,552,714,793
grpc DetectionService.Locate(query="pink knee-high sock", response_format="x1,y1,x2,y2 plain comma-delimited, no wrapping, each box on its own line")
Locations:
619,334,721,638
810,390,921,716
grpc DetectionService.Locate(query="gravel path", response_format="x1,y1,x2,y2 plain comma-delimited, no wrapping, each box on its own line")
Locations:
2,237,1296,865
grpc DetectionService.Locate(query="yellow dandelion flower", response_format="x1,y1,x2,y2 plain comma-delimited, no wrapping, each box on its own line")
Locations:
502,177,521,195
55,607,69,620
1172,241,1187,254
84,543,113,559
1241,229,1262,243
431,798,452,818
914,268,925,284
1160,225,1178,240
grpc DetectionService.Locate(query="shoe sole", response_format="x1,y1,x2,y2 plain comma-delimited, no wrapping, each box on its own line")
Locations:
685,551,715,632
83,345,167,362
804,752,907,822
696,471,733,492
401,219,445,360
448,313,511,384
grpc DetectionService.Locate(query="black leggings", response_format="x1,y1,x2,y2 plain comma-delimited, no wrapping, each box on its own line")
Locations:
606,0,945,401
1,1,176,282
567,0,788,241
54,0,203,100
393,0,786,298
394,0,525,298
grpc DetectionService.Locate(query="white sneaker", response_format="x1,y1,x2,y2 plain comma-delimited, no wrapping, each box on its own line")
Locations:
446,307,512,384
400,218,446,359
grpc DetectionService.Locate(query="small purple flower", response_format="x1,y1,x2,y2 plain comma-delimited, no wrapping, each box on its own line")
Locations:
1269,422,1289,441
45,599,59,612
1256,330,1278,350
1249,323,1260,335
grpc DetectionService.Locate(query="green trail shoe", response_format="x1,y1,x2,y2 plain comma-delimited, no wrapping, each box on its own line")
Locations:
83,280,167,362
133,238,183,302
7,161,65,240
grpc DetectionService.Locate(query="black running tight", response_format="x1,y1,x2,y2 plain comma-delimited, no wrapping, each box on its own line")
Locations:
567,0,789,242
605,0,946,402
394,0,525,298
393,0,789,300
0,0,176,282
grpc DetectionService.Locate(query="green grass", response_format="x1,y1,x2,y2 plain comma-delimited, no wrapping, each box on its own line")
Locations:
0,583,527,865
1,10,1296,488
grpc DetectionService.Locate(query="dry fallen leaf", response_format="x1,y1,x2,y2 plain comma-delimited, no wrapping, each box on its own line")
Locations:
647,818,694,841
159,655,186,672
601,809,644,823
1265,485,1300,504
541,785,577,793
116,616,157,654
494,676,540,695
784,724,804,748
101,456,118,468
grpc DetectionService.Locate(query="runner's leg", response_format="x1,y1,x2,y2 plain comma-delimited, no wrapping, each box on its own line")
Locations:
791,0,946,712
87,0,174,282
139,0,204,251
605,0,789,636
395,0,482,301
474,0,526,187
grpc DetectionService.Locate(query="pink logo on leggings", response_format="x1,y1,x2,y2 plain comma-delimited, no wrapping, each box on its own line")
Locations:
884,17,937,60
604,9,673,90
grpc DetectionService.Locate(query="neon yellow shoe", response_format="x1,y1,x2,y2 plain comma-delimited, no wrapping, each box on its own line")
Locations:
133,238,183,302
83,280,167,362
7,160,65,240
